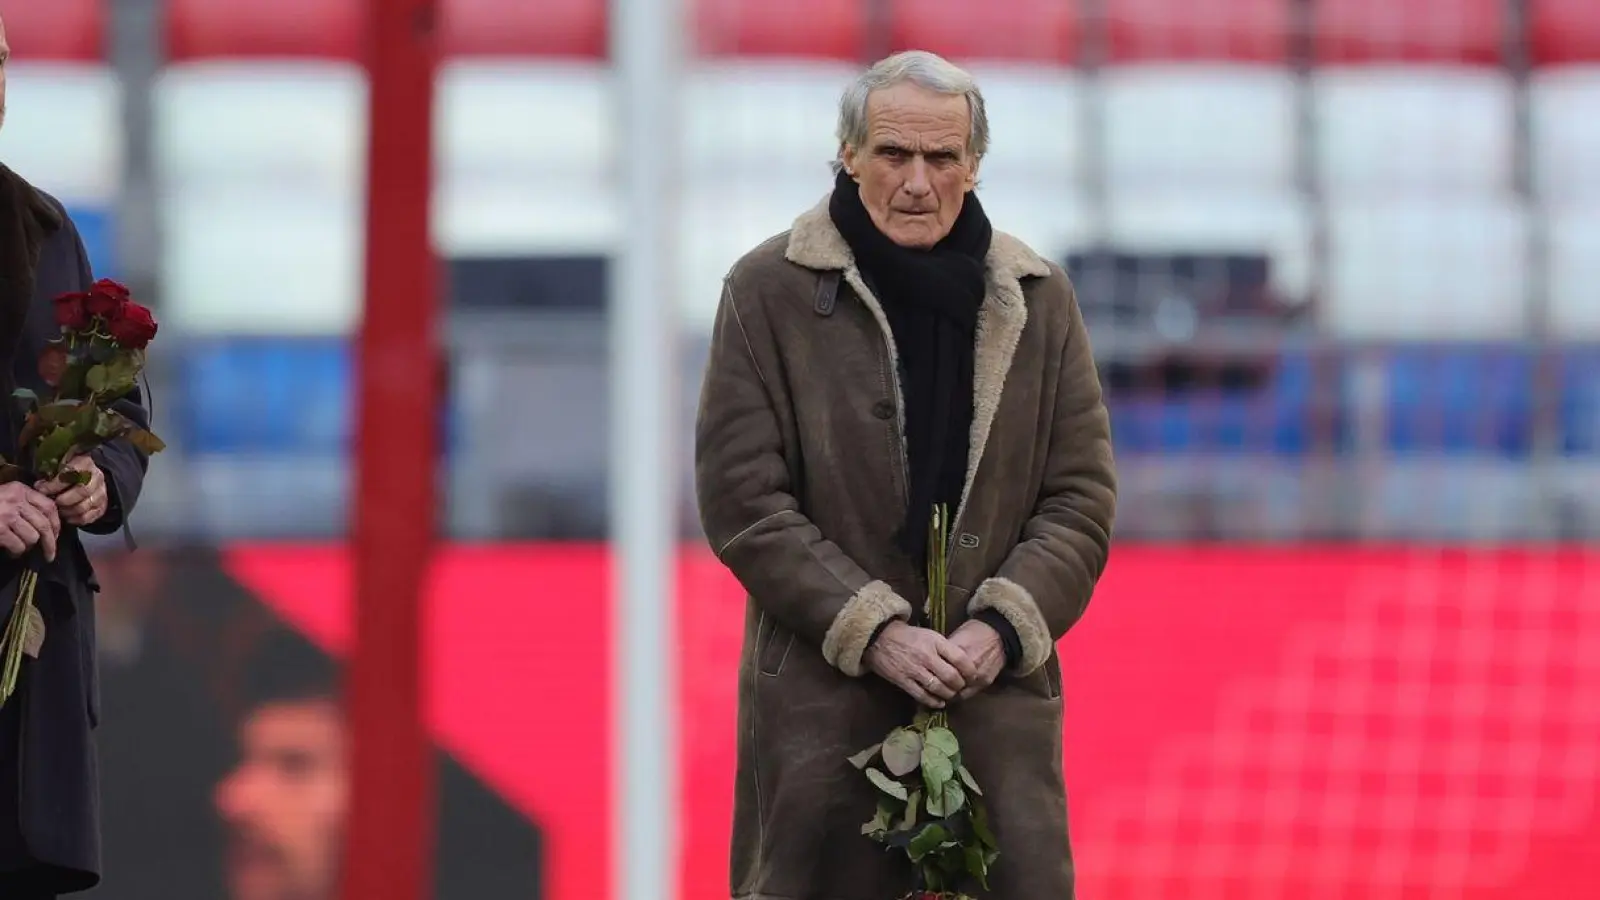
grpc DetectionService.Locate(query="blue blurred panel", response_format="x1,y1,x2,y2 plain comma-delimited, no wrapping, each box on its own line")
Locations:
1107,351,1327,456
179,338,459,457
1561,348,1600,457
1382,345,1534,458
65,206,118,278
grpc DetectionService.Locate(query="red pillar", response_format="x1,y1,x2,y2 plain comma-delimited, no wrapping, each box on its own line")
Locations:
343,1,439,899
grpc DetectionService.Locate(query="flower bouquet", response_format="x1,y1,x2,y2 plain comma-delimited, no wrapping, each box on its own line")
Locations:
0,278,165,707
848,504,1000,900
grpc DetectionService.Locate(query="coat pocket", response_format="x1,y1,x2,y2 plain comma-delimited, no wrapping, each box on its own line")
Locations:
755,611,794,678
1004,650,1062,701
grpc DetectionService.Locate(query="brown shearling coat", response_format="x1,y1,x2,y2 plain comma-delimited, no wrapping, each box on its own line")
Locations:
695,192,1118,900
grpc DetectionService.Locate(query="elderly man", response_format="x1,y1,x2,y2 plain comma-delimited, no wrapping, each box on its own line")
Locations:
696,49,1117,900
0,13,153,899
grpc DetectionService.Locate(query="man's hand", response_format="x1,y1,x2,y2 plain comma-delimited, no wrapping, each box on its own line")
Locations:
37,454,109,527
950,619,1007,701
864,620,979,708
0,482,60,562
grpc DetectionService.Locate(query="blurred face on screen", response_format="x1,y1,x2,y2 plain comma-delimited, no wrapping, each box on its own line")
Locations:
215,698,348,900
840,81,978,250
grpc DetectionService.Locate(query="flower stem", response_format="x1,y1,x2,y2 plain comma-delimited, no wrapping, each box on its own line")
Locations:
0,570,38,706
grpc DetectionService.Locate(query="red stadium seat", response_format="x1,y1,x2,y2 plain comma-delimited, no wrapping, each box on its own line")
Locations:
0,0,104,62
1103,0,1290,64
167,0,608,61
1530,0,1600,65
887,0,1079,64
441,0,605,58
696,0,864,59
1314,0,1505,65
166,0,364,61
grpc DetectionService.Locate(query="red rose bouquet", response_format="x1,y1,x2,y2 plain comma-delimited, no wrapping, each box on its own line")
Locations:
848,505,999,899
0,278,165,706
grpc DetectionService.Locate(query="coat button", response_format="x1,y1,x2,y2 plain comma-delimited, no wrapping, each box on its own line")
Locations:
872,400,895,420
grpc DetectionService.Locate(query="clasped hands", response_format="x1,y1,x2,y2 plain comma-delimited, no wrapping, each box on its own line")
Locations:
864,618,1007,708
0,455,109,562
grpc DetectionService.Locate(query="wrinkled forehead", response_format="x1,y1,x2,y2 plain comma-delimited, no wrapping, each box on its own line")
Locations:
864,83,972,150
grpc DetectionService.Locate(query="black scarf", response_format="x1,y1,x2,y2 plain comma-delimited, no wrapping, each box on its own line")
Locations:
828,169,993,561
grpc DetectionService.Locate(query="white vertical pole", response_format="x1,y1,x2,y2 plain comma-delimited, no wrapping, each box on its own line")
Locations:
610,0,682,893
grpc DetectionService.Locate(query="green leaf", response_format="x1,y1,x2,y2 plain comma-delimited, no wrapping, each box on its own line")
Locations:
11,388,36,406
847,742,881,770
126,429,167,455
925,779,967,818
882,727,923,777
100,352,139,385
957,765,983,796
93,409,128,440
73,401,99,436
898,789,921,831
36,400,81,425
971,802,998,849
924,726,960,760
21,602,44,659
860,800,894,837
965,845,992,889
907,823,949,862
85,364,109,393
863,767,907,801
33,425,76,476
921,747,954,796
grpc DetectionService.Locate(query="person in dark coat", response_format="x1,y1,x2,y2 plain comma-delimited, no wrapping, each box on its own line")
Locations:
0,15,153,894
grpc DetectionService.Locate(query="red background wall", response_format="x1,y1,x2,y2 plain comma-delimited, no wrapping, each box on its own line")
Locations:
223,544,1600,900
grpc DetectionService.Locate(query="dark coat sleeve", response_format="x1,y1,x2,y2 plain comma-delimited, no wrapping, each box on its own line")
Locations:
60,217,149,534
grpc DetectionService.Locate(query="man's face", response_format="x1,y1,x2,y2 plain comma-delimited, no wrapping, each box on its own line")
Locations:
840,81,978,249
214,699,348,900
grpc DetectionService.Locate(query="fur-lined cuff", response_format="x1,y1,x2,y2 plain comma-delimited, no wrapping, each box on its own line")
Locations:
970,577,1052,675
821,581,911,677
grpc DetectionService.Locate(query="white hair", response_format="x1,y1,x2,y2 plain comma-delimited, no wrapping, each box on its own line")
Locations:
832,50,989,174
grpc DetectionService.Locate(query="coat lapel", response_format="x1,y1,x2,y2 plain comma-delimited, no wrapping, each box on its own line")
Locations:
784,193,1052,523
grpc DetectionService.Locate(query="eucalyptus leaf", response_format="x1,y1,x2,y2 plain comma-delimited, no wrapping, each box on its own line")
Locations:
882,727,923,777
924,726,960,759
127,429,167,455
925,779,967,818
847,742,881,770
972,802,998,849
921,750,954,796
907,822,948,862
34,425,76,475
863,767,907,801
965,844,992,888
957,764,983,796
37,401,80,425
860,800,894,836
898,789,921,831
93,409,127,440
21,603,45,659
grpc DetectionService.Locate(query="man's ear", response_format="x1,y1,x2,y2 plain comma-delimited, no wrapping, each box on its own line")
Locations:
839,144,859,179
965,156,981,192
